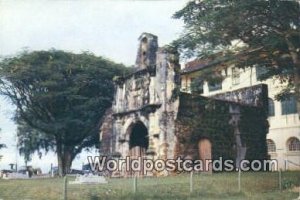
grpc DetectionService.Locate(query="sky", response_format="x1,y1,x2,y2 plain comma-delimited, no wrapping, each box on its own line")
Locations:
0,0,188,173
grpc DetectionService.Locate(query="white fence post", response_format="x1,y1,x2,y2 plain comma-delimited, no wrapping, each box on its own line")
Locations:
190,171,193,193
63,176,68,200
278,169,282,191
133,175,137,194
238,168,241,192
298,183,300,200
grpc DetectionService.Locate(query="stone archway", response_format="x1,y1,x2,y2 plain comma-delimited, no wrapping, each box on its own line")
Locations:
128,121,149,176
198,138,212,172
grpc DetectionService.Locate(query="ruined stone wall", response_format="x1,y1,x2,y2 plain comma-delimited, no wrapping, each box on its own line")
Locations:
99,108,114,156
113,71,151,113
175,91,269,170
212,84,268,107
175,94,235,161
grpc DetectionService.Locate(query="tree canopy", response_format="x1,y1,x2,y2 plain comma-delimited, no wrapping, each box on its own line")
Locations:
0,50,131,175
173,0,300,115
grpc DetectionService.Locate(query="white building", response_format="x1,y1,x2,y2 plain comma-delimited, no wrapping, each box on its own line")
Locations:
181,61,300,170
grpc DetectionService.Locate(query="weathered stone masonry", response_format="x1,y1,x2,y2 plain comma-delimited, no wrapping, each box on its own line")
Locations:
100,33,181,164
99,33,269,175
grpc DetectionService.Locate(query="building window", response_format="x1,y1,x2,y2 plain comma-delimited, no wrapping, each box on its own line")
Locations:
191,78,204,94
188,78,194,91
281,95,297,115
232,67,240,85
287,137,300,151
267,139,276,152
208,80,222,92
181,76,188,92
268,98,275,117
256,65,268,81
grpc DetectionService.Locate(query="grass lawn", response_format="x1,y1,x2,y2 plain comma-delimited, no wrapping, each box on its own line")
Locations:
0,171,299,200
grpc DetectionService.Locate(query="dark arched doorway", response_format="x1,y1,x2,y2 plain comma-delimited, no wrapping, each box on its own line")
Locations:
128,121,149,176
129,121,149,150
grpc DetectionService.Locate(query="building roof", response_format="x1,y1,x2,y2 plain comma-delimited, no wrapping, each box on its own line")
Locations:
181,56,231,75
180,47,264,75
181,58,213,74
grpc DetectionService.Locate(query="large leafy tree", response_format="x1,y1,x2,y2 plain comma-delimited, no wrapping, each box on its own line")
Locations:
0,50,130,175
173,0,300,116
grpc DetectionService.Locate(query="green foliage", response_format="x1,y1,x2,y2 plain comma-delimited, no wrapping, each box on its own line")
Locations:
177,94,235,160
195,104,235,160
282,179,294,190
17,121,55,162
239,106,269,160
174,0,300,102
176,93,268,165
0,50,130,174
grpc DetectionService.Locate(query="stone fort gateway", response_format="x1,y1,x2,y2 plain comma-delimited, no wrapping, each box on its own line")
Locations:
99,33,269,176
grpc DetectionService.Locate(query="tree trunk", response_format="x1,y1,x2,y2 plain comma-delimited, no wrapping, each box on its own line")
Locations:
63,149,73,175
56,138,74,176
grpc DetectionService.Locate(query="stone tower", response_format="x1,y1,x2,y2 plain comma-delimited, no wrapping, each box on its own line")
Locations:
135,33,158,70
